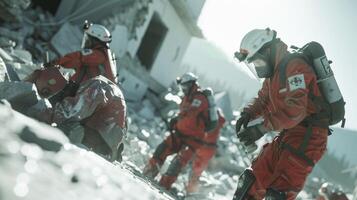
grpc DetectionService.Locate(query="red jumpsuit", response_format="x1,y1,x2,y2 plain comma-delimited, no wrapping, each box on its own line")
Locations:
37,76,126,156
144,85,225,192
243,42,328,199
52,46,115,83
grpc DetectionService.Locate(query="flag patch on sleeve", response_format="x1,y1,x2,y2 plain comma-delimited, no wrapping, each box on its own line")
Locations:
288,74,306,91
191,99,202,107
81,49,93,56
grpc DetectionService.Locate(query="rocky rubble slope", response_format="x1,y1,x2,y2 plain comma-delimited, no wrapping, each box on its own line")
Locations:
0,101,178,200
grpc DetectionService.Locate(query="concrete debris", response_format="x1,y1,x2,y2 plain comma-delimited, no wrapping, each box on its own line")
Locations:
0,27,24,43
215,91,234,121
26,98,52,121
0,81,39,113
110,25,129,57
0,47,14,62
10,62,41,80
57,122,85,144
0,37,16,48
0,100,68,152
101,0,151,40
0,1,351,199
0,102,175,200
4,62,21,81
138,99,155,119
10,49,33,64
19,126,63,152
50,22,82,56
0,56,8,82
0,0,30,22
118,67,148,101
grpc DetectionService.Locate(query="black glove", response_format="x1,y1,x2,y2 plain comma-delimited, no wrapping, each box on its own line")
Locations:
237,123,267,146
48,81,79,105
168,116,179,131
235,111,251,133
43,60,57,68
43,62,53,68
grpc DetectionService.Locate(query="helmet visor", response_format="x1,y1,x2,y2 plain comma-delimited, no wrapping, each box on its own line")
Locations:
180,81,193,95
245,52,271,78
244,62,260,80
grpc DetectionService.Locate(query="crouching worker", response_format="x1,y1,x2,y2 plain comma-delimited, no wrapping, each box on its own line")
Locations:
24,66,127,162
143,72,225,194
43,21,117,106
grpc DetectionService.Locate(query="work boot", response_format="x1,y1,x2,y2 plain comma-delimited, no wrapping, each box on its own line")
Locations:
143,158,160,178
159,175,177,190
186,178,199,193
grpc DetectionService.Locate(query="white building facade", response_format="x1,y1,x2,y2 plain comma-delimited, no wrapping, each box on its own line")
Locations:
54,0,205,99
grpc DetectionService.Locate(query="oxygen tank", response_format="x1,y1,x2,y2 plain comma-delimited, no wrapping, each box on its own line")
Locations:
203,88,218,132
301,42,345,125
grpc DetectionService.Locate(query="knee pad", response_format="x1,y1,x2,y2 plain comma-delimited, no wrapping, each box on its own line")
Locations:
233,169,256,200
153,142,167,160
165,156,182,176
265,188,286,200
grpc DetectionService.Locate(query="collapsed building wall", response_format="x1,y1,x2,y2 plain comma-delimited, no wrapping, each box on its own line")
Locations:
53,0,203,99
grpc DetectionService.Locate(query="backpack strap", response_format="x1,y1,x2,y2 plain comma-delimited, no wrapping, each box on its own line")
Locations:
278,53,309,89
279,52,332,127
280,126,315,166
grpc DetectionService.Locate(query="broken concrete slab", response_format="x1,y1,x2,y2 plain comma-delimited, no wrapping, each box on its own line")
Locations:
0,81,39,113
0,27,24,42
26,98,52,122
118,67,148,101
214,91,233,121
0,47,14,62
19,126,63,152
10,49,33,64
4,62,20,81
10,63,41,80
110,25,129,57
0,37,16,48
0,100,69,152
0,56,8,82
50,22,82,56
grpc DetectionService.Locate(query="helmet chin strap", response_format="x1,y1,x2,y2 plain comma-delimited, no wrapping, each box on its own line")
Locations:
184,82,197,98
255,64,273,78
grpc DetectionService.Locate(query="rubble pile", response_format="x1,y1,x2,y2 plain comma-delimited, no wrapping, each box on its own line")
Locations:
1,2,354,200
100,0,151,40
0,0,31,23
0,1,80,79
0,6,54,81
0,101,176,200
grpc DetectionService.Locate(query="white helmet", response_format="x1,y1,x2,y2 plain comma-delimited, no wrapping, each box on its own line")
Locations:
235,28,276,63
81,20,111,48
176,72,198,85
176,72,198,95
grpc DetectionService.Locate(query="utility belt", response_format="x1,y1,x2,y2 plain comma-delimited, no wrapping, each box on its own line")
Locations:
174,130,217,148
280,117,329,167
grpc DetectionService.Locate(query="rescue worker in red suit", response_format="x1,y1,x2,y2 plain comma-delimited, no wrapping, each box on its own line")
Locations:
316,182,349,200
24,67,126,162
232,28,330,200
44,21,116,105
143,72,225,193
